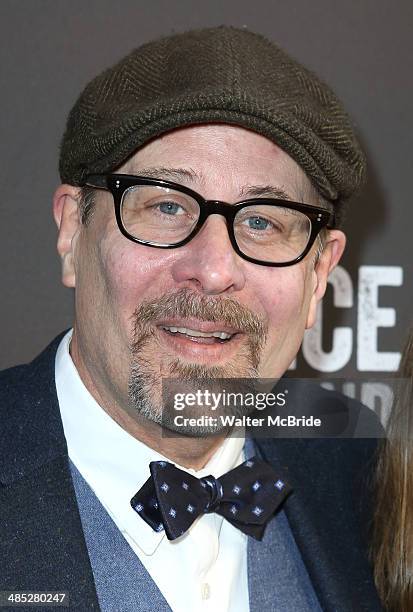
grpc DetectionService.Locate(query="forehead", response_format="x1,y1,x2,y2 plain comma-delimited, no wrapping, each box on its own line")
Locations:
119,124,315,202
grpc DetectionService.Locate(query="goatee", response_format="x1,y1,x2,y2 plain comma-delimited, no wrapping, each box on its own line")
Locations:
127,288,268,435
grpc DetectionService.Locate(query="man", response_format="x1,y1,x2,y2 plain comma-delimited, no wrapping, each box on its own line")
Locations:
0,26,383,611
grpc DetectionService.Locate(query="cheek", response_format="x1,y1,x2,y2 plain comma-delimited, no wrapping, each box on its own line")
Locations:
98,237,175,325
256,267,315,375
100,243,142,309
261,267,312,328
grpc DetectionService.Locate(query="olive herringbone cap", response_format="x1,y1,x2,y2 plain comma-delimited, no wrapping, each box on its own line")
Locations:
59,26,366,224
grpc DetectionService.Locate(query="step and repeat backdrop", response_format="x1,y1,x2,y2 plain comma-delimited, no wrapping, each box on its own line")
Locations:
1,1,411,423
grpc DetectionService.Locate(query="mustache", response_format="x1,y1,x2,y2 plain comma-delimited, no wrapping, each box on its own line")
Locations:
131,288,268,340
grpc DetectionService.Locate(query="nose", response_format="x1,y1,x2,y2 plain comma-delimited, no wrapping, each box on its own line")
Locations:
170,215,246,295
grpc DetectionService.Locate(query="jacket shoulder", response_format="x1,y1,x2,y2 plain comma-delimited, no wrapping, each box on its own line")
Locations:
0,332,67,395
0,332,68,484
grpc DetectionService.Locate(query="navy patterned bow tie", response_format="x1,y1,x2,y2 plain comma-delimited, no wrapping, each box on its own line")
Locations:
130,457,292,541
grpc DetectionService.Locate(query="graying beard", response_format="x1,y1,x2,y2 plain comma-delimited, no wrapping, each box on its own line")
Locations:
126,288,267,433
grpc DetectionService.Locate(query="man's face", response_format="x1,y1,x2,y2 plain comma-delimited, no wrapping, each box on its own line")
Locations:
55,125,344,432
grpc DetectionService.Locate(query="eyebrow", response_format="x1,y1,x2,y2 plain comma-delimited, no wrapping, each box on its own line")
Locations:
239,184,292,201
127,166,293,201
127,166,198,183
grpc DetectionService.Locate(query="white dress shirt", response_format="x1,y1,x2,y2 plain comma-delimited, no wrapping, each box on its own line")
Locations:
55,330,249,612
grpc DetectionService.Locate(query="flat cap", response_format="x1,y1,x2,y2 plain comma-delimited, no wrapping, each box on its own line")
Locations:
59,26,366,222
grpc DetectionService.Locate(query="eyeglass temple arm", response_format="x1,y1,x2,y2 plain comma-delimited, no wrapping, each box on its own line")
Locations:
322,205,336,229
84,174,108,189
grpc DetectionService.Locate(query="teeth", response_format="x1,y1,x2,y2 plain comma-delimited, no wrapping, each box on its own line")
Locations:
162,326,233,340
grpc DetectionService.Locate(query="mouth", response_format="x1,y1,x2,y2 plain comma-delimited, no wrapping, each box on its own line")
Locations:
155,318,243,359
161,325,234,344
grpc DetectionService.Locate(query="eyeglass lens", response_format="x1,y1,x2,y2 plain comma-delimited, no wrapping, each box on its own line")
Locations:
120,184,312,263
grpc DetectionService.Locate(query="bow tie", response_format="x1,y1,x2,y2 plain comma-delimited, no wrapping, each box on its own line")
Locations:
130,457,292,541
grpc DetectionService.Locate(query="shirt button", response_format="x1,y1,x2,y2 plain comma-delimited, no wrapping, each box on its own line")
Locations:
201,583,210,600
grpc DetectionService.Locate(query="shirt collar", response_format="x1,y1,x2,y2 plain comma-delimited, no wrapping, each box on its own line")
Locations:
55,329,245,555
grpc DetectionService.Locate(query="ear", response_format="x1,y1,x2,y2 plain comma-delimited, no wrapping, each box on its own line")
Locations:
305,229,346,329
53,184,82,288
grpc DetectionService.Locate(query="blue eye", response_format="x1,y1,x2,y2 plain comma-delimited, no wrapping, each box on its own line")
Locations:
246,216,271,230
158,202,183,215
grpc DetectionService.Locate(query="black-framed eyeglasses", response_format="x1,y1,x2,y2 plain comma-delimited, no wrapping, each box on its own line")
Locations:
85,174,334,267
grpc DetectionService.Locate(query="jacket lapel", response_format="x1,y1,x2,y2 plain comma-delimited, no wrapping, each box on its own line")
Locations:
0,333,100,610
254,437,383,612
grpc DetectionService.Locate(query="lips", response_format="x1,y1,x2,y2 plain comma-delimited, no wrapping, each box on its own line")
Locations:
156,318,242,352
161,325,233,341
157,318,240,334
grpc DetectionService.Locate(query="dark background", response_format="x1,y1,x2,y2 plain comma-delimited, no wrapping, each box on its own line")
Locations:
1,0,412,380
